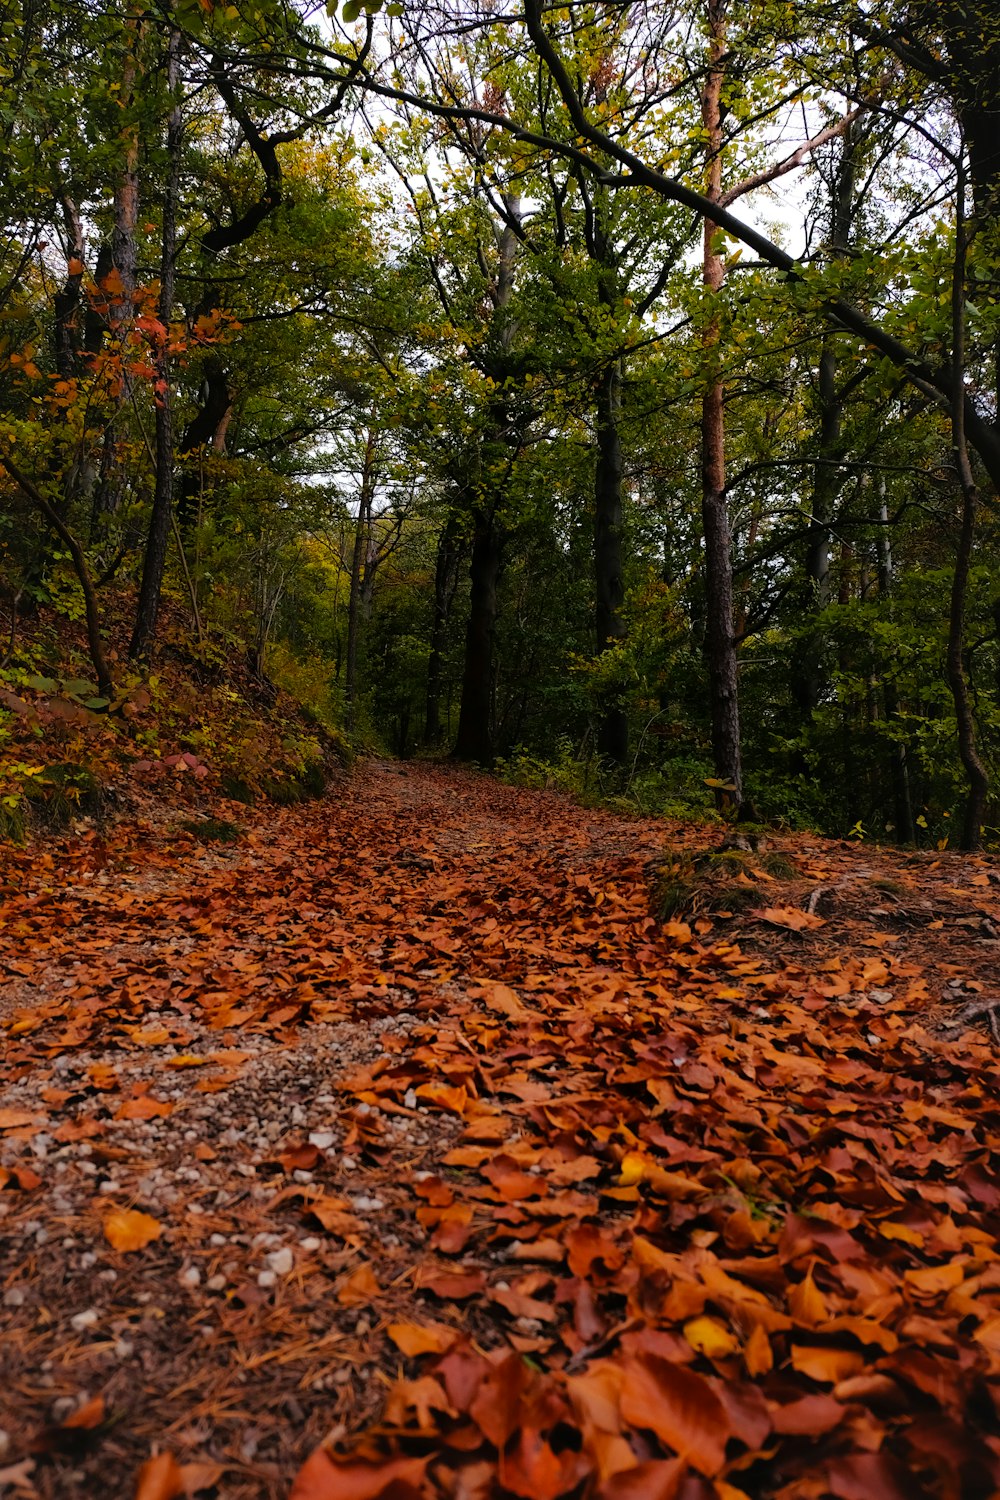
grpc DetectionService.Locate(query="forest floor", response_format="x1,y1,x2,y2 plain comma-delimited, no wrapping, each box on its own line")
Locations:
0,759,998,1500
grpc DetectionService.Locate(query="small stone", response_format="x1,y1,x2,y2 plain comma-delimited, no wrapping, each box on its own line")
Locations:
308,1131,335,1150
266,1247,294,1276
209,1233,228,1247
351,1195,384,1213
299,1237,321,1252
206,1274,226,1292
4,1286,25,1309
71,1309,99,1332
257,1269,277,1289
354,1316,370,1336
292,1170,314,1185
114,1338,134,1360
179,1266,201,1290
403,1090,418,1109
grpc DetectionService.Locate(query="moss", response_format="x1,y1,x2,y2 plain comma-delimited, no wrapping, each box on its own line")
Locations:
220,774,256,804
651,840,798,922
0,799,26,844
25,762,103,829
179,818,243,843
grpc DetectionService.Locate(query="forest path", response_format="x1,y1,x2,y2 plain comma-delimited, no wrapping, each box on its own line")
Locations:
0,761,998,1498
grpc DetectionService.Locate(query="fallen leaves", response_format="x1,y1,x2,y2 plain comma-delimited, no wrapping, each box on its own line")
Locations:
755,905,827,931
2,761,1000,1499
104,1208,163,1252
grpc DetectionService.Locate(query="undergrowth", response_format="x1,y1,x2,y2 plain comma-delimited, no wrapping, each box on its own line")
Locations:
0,593,352,843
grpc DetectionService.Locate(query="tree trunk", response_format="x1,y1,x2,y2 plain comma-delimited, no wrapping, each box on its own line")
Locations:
90,23,140,539
700,0,744,811
594,356,628,763
176,354,232,530
345,429,378,732
129,29,181,661
794,122,860,716
876,483,915,843
453,509,502,763
425,516,462,746
0,456,113,698
948,164,989,850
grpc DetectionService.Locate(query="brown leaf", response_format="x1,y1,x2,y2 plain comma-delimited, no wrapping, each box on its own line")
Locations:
598,1459,686,1500
618,1351,729,1476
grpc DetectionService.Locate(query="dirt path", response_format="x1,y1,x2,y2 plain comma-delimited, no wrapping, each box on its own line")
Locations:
1,762,998,1498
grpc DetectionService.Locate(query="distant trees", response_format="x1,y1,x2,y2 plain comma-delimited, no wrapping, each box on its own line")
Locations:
4,0,1000,845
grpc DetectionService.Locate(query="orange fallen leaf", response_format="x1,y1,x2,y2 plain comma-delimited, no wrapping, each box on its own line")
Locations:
387,1320,457,1357
755,906,826,931
61,1394,106,1430
134,1451,184,1500
290,1448,428,1500
337,1263,382,1306
115,1096,173,1121
904,1261,967,1297
104,1209,163,1253
0,1108,43,1130
789,1345,864,1384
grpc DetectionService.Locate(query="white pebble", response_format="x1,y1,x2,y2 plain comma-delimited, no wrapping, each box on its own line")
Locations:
308,1131,335,1150
257,1269,277,1289
299,1237,321,1252
71,1309,99,1332
266,1247,294,1276
179,1266,201,1289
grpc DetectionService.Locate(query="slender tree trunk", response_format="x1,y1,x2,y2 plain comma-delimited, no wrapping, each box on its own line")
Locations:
0,456,113,697
794,122,860,716
54,197,85,380
700,0,744,811
594,356,628,763
453,509,502,763
345,429,377,732
176,355,232,530
425,517,462,745
130,29,181,660
91,24,140,539
948,164,989,849
876,483,915,843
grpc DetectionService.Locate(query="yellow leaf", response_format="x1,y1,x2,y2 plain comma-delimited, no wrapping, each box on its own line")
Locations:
683,1315,739,1358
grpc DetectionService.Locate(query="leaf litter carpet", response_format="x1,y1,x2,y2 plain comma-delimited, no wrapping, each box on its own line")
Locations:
0,760,999,1500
